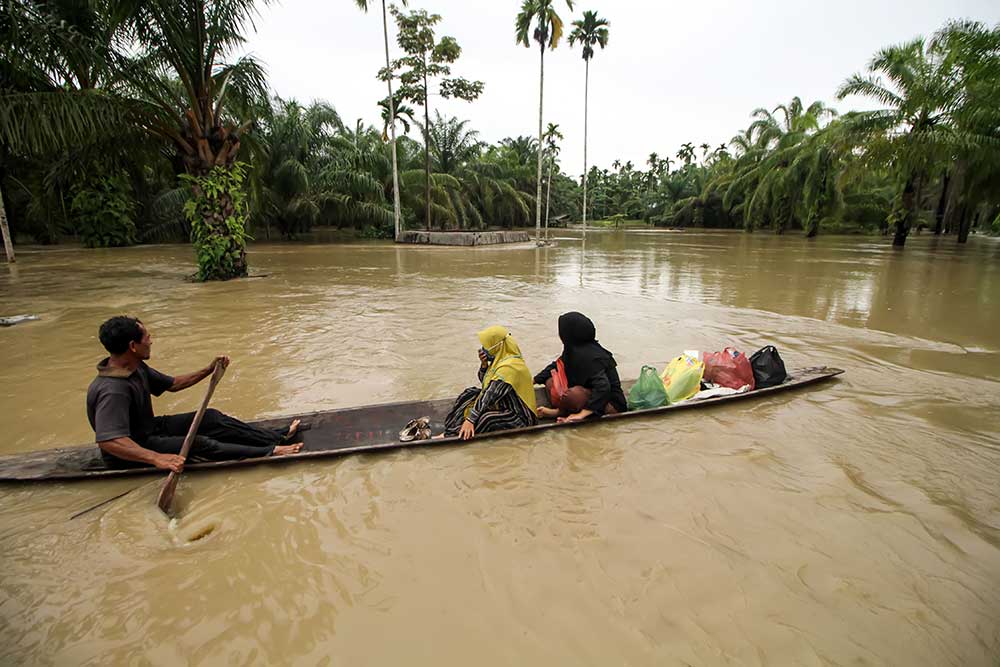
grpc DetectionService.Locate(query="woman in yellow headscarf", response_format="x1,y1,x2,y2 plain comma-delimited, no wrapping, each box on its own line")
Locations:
441,326,538,440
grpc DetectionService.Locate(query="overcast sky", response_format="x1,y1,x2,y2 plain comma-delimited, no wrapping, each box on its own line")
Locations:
240,0,1000,177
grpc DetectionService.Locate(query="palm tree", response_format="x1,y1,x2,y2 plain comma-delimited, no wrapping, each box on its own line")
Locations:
677,143,696,165
542,122,563,238
837,40,954,246
2,0,271,279
252,99,396,238
516,0,575,244
425,112,482,175
749,97,836,146
928,21,1000,242
354,0,406,240
132,1,272,279
729,128,757,157
0,1,143,261
719,98,837,234
499,135,539,166
569,10,609,234
379,94,415,141
321,132,395,231
255,98,344,238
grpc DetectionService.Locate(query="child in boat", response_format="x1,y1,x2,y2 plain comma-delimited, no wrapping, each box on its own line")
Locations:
534,312,628,422
440,326,538,440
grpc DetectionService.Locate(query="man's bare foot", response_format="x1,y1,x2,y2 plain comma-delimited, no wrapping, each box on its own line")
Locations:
432,433,447,439
537,406,559,419
273,443,303,456
282,419,302,443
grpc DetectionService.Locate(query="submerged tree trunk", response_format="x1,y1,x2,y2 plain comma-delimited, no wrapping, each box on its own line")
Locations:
0,187,14,263
534,40,545,244
183,134,249,280
893,175,916,248
805,213,819,238
172,100,252,280
582,57,590,235
188,177,248,280
0,158,15,263
933,173,950,235
942,162,966,236
957,206,975,243
382,0,402,241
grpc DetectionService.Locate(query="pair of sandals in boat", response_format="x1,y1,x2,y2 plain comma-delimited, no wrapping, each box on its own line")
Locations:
399,417,432,442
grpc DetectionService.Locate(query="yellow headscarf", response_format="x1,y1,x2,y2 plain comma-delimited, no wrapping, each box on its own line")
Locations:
464,325,537,419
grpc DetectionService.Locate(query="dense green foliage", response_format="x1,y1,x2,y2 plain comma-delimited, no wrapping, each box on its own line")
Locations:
252,99,392,238
70,172,137,248
0,0,563,255
590,21,1000,245
0,0,996,276
0,0,267,277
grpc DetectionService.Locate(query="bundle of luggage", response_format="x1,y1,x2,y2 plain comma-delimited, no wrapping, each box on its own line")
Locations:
627,345,787,411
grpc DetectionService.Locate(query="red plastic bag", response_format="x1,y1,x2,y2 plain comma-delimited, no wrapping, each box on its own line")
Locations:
547,357,569,407
703,348,755,390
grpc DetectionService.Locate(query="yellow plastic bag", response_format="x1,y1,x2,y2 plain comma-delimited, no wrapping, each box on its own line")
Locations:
661,355,705,403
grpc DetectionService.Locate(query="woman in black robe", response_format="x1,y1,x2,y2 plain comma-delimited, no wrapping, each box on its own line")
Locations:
534,312,628,422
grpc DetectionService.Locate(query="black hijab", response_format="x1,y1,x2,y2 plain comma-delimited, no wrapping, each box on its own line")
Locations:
558,312,616,386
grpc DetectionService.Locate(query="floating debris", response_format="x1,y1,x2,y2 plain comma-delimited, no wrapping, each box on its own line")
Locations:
0,315,39,327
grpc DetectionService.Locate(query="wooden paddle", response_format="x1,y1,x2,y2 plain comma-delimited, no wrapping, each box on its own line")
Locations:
70,477,160,520
156,362,227,515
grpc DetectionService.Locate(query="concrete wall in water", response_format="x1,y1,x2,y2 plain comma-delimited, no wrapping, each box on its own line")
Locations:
397,230,531,246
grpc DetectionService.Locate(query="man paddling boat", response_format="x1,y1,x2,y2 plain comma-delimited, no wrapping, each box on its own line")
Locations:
87,316,303,472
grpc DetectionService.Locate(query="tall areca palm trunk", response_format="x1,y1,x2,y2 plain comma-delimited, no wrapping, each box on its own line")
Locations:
534,40,545,243
581,57,589,235
423,65,433,231
381,0,403,240
544,155,553,240
569,10,609,234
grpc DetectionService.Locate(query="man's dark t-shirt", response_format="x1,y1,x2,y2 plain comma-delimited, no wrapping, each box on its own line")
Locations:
86,358,174,443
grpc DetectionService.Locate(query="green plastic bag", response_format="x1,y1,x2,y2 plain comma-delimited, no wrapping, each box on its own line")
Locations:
627,365,669,410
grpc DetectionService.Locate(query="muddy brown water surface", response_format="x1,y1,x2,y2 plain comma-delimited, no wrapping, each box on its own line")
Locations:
1,230,998,665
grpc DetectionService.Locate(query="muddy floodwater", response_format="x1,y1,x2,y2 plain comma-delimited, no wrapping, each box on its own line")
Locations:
1,230,998,665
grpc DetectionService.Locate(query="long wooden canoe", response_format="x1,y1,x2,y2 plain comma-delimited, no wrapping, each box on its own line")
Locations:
0,366,842,482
